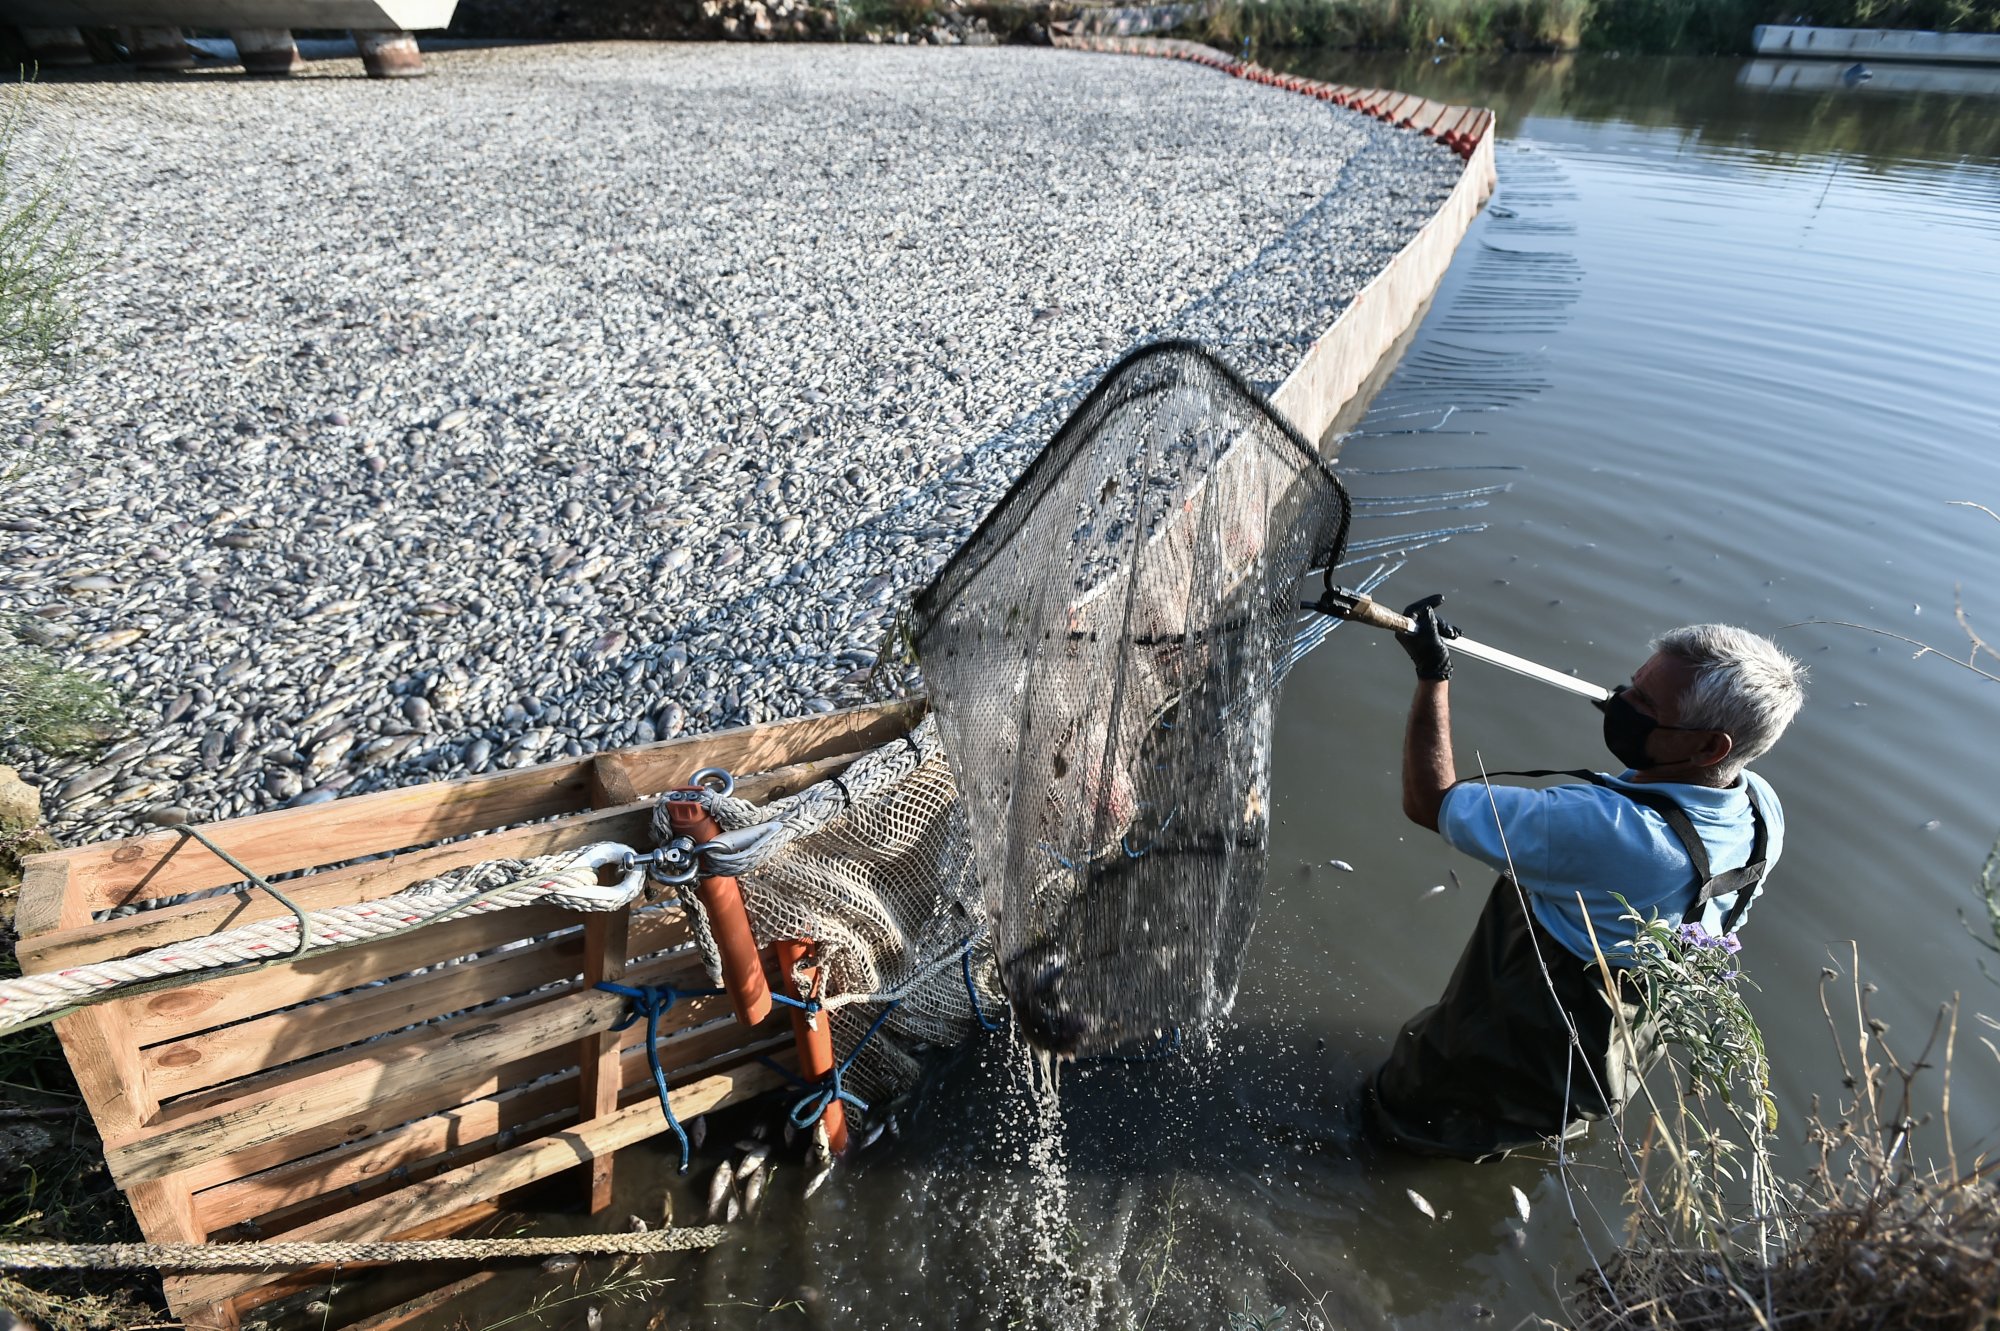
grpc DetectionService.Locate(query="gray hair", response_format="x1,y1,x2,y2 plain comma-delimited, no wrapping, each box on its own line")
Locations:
1652,625,1806,776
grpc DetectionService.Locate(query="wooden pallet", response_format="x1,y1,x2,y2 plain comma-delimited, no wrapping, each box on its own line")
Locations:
12,699,924,1330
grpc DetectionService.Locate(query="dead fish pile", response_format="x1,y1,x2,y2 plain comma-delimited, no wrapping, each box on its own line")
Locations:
2,44,1463,846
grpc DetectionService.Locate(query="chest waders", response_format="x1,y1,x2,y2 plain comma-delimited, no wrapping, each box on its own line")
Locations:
1369,772,1771,1161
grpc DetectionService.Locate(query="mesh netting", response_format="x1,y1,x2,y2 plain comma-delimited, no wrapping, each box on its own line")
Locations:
713,720,1005,1109
909,342,1350,1056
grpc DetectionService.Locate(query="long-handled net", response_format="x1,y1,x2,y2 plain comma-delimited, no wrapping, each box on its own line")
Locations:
908,341,1349,1056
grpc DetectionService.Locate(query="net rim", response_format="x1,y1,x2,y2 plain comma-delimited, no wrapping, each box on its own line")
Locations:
908,339,1352,639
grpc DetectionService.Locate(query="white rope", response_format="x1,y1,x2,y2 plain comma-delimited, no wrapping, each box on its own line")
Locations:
653,716,942,879
0,1226,730,1270
0,842,645,1038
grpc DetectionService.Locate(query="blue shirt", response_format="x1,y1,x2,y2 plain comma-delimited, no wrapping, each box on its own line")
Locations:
1436,770,1784,966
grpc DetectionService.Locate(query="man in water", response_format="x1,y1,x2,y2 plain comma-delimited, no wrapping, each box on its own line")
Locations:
1370,604,1806,1160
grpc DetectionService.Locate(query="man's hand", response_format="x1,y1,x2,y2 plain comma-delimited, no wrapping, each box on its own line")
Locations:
1397,594,1460,682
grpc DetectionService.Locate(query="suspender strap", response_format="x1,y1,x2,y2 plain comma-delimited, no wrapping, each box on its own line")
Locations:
1469,769,1769,931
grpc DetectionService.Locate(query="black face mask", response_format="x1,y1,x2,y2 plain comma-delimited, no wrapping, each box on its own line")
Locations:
1594,686,1660,771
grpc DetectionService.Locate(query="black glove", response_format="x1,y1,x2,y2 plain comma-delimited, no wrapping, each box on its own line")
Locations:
1397,594,1459,682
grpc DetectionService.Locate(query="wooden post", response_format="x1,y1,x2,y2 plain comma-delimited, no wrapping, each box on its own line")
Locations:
575,910,630,1213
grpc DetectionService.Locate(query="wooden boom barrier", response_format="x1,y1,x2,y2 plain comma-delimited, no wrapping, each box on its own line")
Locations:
11,700,923,1331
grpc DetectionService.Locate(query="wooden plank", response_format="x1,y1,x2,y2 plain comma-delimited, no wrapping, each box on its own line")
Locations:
51,1005,161,1144
20,745,881,976
160,1283,240,1331
12,854,80,939
54,763,596,913
229,1021,778,1242
53,699,920,913
576,907,631,1213
125,901,591,1050
171,1060,784,1312
15,807,653,975
343,1271,500,1331
291,1060,786,1244
211,1203,509,1325
191,1022,779,1232
140,909,688,1097
106,950,731,1187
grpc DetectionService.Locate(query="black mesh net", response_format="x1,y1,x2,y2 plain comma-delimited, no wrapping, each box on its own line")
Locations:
910,342,1351,1057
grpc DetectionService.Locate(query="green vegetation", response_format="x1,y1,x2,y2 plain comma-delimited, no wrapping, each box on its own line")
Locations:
1192,0,1587,54
0,620,122,759
1575,946,2000,1329
0,85,89,433
1184,0,2000,55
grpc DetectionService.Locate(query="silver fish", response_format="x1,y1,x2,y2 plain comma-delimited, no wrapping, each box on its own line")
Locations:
804,1164,833,1200
1511,1185,1531,1223
706,1161,735,1222
1407,1189,1438,1220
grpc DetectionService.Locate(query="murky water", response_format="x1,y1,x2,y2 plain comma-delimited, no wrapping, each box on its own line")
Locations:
426,53,2000,1331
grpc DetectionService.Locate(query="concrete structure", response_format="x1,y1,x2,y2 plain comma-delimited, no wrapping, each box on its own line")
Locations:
12,0,454,76
1741,56,2000,93
1752,24,2000,65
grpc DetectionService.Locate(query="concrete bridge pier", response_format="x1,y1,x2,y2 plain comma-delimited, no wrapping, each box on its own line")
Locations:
125,25,195,69
19,25,94,65
231,26,305,75
356,29,424,77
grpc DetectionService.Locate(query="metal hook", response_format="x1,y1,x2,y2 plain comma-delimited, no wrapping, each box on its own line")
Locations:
689,767,736,798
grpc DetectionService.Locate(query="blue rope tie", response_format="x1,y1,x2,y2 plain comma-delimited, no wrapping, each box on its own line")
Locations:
596,980,726,1173
765,993,903,1129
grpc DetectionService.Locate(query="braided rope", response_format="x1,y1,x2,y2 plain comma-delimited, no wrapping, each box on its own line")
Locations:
0,1227,730,1271
0,842,643,1038
650,716,942,880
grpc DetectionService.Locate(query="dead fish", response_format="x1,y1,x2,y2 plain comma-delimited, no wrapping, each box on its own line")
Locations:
1511,1185,1531,1223
1408,1188,1438,1220
743,1165,769,1217
660,1191,674,1227
1327,859,1355,872
860,1120,886,1151
585,1308,603,1331
628,1215,649,1233
737,1143,770,1179
725,1195,741,1223
541,1254,581,1275
1424,885,1450,898
689,1115,707,1149
783,1120,797,1148
706,1161,735,1222
804,1164,833,1200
